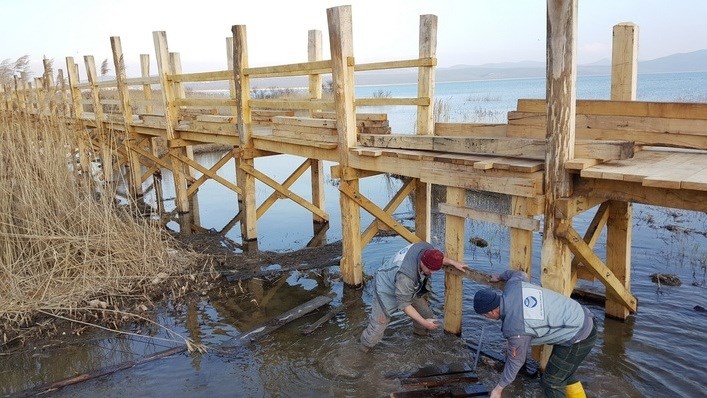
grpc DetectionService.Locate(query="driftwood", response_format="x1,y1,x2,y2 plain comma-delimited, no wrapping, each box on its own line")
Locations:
386,362,475,380
223,295,333,346
464,339,539,377
400,374,479,388
390,384,489,398
16,345,186,397
300,298,358,335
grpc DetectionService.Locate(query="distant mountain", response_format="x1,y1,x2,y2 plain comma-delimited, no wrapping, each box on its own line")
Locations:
351,49,707,86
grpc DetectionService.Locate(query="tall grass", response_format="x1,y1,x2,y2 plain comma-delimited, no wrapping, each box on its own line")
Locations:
0,114,201,347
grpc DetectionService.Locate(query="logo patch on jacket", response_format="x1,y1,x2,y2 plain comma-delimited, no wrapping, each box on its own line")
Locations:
521,286,544,320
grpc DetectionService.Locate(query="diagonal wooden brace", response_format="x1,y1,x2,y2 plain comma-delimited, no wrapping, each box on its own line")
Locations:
556,221,637,313
338,180,420,245
240,162,328,221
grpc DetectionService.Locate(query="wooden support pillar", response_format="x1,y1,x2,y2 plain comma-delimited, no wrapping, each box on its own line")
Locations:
140,54,154,114
140,54,165,214
111,36,144,202
170,52,201,227
231,25,258,242
509,196,534,276
153,31,192,234
328,5,362,287
605,22,638,320
414,14,437,242
42,58,56,118
443,186,466,335
65,58,91,176
606,201,632,319
308,29,327,227
56,69,69,118
225,36,247,238
84,55,114,185
540,0,578,368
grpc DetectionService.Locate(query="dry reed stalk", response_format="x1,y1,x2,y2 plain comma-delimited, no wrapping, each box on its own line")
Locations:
0,113,209,349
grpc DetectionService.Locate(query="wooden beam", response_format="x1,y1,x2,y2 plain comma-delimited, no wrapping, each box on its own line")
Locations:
358,134,633,161
556,222,637,313
570,201,610,285
438,202,540,231
240,162,329,221
360,178,416,247
328,5,362,287
443,187,465,335
169,152,242,196
338,180,419,244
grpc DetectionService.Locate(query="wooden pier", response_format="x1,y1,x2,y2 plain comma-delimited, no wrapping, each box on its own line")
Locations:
2,2,706,346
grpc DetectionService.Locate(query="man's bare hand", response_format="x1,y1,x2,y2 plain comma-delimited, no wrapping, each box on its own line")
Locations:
424,318,441,330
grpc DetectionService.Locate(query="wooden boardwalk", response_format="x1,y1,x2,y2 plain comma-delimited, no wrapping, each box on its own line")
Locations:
2,4,706,343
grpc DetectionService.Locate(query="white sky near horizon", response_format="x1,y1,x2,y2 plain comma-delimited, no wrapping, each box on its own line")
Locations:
2,0,706,77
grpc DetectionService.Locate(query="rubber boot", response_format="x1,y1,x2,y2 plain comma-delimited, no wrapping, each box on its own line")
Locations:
566,381,586,398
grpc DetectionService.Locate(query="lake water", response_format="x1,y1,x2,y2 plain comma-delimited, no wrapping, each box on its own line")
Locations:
2,72,706,397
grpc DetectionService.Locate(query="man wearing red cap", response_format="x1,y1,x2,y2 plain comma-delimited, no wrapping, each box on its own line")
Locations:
360,241,469,351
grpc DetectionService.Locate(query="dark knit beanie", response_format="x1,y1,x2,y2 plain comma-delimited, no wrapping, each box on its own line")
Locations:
473,288,500,314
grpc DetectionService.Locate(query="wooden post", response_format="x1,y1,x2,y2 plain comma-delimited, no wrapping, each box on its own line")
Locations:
140,54,164,214
140,54,154,114
308,29,327,227
226,36,247,238
111,36,144,201
153,31,192,234
605,22,638,320
232,25,258,242
169,52,201,227
65,58,91,176
42,58,56,117
540,0,578,367
84,55,113,185
414,14,437,242
443,186,465,334
56,69,69,118
509,196,534,275
327,5,362,286
611,23,638,102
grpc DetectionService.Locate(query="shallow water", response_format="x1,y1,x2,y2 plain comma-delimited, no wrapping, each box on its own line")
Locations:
2,166,705,397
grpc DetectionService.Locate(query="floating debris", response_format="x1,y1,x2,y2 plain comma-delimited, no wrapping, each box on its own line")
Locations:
469,237,488,248
649,273,682,287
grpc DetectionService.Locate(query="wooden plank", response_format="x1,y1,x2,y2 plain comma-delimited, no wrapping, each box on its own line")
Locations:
641,154,706,189
224,295,333,345
301,299,357,335
272,129,339,143
359,134,633,161
272,116,337,128
386,363,474,380
313,111,388,121
438,203,540,231
400,373,479,388
390,384,489,398
517,98,707,120
272,123,337,136
580,150,671,180
574,178,707,211
680,162,707,191
434,122,508,137
254,134,338,149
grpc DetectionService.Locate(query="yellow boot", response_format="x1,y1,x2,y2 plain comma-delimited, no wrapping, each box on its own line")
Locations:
566,381,586,398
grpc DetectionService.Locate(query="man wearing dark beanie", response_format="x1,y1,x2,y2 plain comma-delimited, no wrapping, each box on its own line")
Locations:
473,270,596,398
360,241,469,351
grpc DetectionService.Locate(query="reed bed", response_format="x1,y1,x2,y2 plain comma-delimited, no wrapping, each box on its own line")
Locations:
0,114,205,347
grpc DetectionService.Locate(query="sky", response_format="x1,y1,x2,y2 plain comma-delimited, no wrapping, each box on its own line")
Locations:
2,0,707,77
